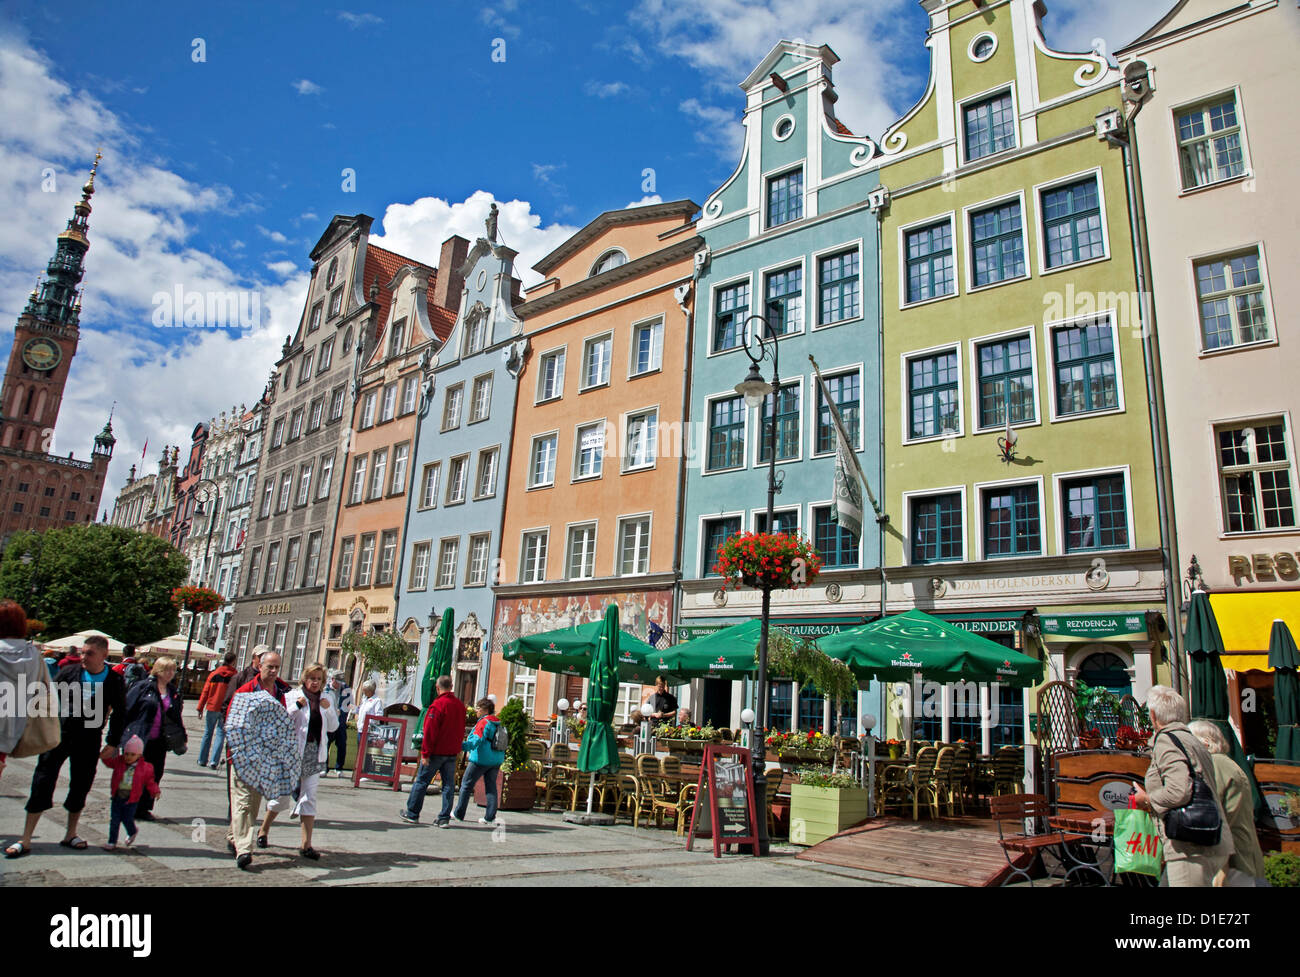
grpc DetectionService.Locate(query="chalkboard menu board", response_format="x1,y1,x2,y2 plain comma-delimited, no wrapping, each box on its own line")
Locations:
352,715,407,791
686,745,759,858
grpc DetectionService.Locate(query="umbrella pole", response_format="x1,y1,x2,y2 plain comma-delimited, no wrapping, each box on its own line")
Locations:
587,772,596,814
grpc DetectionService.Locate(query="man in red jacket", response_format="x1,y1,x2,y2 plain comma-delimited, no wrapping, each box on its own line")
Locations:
196,651,238,769
399,676,464,827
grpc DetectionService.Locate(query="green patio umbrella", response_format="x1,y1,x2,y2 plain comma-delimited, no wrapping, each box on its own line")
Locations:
815,609,1044,687
1184,591,1264,817
647,619,795,678
502,618,678,685
1268,619,1300,762
413,610,455,746
577,604,621,780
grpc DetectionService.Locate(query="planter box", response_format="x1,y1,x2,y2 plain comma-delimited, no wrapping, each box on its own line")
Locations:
788,784,870,846
472,769,536,811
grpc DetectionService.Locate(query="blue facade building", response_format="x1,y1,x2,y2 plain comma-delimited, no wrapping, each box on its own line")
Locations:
396,216,526,705
679,41,886,734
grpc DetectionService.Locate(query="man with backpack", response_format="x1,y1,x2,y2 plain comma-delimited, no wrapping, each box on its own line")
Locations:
195,651,238,769
452,697,506,825
399,676,463,827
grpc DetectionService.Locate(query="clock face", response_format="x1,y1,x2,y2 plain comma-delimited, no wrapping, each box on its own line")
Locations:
22,337,61,371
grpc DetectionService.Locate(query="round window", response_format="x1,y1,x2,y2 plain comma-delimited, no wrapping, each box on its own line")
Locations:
970,33,997,62
773,114,796,142
476,269,488,290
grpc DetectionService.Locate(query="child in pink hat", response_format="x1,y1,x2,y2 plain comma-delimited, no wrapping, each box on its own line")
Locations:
101,734,161,850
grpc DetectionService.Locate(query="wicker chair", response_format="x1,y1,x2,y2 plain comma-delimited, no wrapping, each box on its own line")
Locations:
948,745,972,815
932,746,957,818
543,743,579,811
616,755,661,828
600,753,636,813
992,746,1025,796
903,746,941,820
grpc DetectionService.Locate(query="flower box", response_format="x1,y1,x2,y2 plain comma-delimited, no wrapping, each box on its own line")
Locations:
473,768,536,811
789,784,870,846
779,748,834,764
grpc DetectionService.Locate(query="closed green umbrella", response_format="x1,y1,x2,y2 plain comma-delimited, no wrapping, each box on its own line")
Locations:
815,610,1044,687
1268,619,1300,762
1184,591,1264,817
414,610,455,747
577,605,621,776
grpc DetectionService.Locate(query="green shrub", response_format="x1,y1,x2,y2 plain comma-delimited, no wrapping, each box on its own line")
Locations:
1264,852,1300,888
497,697,531,773
795,770,862,790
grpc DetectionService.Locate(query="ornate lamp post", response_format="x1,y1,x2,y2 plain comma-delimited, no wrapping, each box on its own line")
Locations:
733,313,781,856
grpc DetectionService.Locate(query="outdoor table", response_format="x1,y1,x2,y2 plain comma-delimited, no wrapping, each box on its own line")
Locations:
1047,810,1116,885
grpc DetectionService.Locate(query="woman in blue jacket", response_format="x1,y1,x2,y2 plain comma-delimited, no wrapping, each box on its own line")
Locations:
453,698,505,824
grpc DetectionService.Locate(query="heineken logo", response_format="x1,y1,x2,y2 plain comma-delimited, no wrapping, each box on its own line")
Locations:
543,642,560,654
890,652,923,669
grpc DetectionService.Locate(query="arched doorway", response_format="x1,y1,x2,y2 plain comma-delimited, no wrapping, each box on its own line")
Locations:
1077,651,1133,697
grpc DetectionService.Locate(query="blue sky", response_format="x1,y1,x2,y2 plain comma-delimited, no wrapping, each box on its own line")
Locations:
0,0,1173,511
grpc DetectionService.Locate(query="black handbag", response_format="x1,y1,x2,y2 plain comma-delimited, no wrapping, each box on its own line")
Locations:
163,697,188,755
1157,730,1221,846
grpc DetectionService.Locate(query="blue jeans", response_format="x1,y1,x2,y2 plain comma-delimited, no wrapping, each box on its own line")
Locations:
328,716,349,770
109,794,138,845
454,762,499,822
405,755,457,822
198,710,225,766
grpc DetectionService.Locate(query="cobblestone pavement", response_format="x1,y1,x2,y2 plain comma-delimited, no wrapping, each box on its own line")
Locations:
0,715,944,887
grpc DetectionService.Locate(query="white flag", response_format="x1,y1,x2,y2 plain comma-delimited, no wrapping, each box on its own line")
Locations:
834,434,864,537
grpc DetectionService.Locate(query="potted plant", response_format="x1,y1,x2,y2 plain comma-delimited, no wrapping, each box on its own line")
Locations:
789,770,869,846
1078,727,1103,750
1116,725,1148,751
473,697,535,811
713,531,823,592
885,738,904,760
780,729,834,764
654,723,718,754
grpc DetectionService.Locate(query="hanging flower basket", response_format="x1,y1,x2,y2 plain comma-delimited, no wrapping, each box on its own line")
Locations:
713,532,823,592
171,585,225,616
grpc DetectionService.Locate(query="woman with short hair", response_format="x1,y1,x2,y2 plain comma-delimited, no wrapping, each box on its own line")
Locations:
260,663,337,859
0,600,44,782
1132,686,1233,886
1188,719,1265,886
123,656,183,820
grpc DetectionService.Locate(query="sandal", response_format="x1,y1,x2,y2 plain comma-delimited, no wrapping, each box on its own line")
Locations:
4,842,30,858
299,846,320,860
59,836,89,850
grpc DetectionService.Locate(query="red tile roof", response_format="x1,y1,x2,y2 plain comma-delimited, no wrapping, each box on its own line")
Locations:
363,243,458,345
829,115,854,136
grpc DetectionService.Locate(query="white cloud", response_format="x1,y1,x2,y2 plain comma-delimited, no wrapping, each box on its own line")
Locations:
0,34,304,514
266,260,299,277
292,79,324,96
584,80,630,99
624,194,663,208
338,11,384,29
1045,0,1179,61
367,190,578,288
679,98,744,159
256,224,288,243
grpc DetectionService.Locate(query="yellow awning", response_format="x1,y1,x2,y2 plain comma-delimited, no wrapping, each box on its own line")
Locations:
1208,592,1300,673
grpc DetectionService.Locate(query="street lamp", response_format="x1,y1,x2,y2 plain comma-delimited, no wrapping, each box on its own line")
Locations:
181,477,222,677
734,312,781,856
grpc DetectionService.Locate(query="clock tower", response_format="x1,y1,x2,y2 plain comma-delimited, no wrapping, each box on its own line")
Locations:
0,153,115,546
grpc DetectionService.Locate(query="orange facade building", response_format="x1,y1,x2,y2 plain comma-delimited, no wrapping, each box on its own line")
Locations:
488,201,700,722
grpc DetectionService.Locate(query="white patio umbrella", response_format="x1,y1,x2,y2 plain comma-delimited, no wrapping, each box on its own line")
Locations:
43,629,125,654
142,633,219,662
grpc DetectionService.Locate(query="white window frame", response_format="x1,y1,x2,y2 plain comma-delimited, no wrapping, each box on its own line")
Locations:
316,453,334,501
435,537,460,589
1042,310,1127,424
318,336,334,372
535,346,567,404
565,521,598,581
369,448,388,500
349,455,368,505
810,362,865,459
1189,241,1277,357
529,432,559,489
902,485,969,566
622,407,659,473
616,513,652,577
1032,166,1111,278
1170,87,1253,196
972,475,1047,561
1051,465,1136,557
390,442,410,495
705,272,755,360
474,446,500,500
811,238,865,330
962,189,1030,294
296,461,313,507
408,540,432,591
756,255,807,340
901,342,964,446
470,373,493,423
628,316,665,377
763,161,806,231
419,462,441,510
442,384,464,431
751,505,800,535
967,327,1041,435
572,420,606,482
380,383,397,423
465,533,492,587
445,454,469,506
358,391,376,429
580,332,614,392
519,529,549,584
400,375,419,415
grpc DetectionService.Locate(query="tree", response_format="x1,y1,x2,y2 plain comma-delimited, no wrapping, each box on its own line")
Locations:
339,627,417,677
0,524,188,644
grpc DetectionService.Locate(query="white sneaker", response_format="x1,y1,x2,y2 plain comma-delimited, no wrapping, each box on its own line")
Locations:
478,817,495,825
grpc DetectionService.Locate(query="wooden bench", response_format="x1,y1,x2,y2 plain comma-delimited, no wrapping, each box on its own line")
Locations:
991,793,1092,886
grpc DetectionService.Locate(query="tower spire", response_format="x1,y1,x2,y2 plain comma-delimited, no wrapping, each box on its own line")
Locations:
26,150,102,327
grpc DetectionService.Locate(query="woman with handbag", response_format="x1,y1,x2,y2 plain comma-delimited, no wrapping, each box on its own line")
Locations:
123,657,185,821
0,601,54,782
1132,686,1233,886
